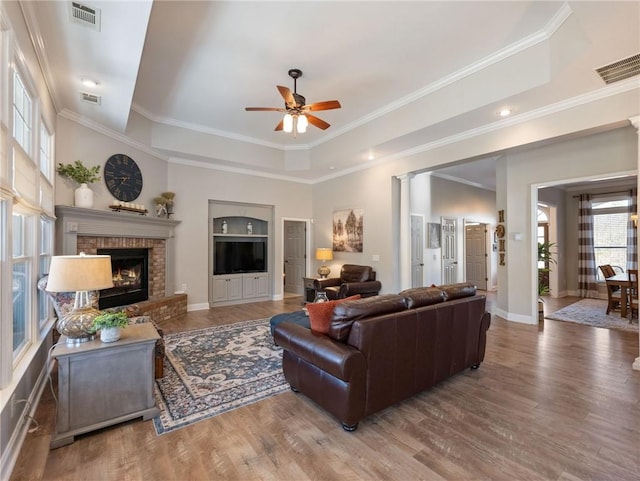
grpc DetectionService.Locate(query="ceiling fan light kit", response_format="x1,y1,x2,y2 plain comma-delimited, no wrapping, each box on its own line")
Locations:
245,68,341,135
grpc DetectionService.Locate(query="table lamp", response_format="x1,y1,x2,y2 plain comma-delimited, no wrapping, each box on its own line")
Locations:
315,248,333,278
46,253,114,345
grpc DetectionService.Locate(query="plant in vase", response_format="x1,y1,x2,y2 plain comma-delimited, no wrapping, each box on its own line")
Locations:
56,160,101,208
153,196,168,217
537,241,556,318
90,311,129,343
161,192,175,217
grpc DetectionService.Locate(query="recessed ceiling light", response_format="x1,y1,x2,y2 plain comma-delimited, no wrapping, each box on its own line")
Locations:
81,77,99,88
368,153,375,161
329,166,336,170
498,108,512,117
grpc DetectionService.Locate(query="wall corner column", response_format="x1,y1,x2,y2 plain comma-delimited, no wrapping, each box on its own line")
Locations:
396,173,414,290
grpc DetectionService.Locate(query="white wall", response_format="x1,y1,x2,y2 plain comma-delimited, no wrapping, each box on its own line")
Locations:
498,126,637,323
168,162,313,308
410,174,497,287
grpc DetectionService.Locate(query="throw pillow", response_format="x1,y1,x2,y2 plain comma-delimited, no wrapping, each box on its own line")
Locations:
307,295,361,334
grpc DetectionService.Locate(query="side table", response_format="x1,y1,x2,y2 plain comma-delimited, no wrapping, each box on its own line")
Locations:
303,277,322,303
50,322,160,449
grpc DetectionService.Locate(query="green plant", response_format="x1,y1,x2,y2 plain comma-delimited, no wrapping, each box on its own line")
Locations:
56,160,101,184
89,311,129,332
538,241,557,298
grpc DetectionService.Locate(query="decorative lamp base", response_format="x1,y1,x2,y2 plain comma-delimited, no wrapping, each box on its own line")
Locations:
317,265,331,278
57,305,100,345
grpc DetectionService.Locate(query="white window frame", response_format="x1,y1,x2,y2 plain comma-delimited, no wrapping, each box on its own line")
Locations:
11,211,34,364
12,69,32,156
593,194,630,281
39,121,52,180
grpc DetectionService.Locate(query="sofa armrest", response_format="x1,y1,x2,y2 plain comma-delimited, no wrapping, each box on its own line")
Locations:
315,277,342,291
274,323,366,382
339,280,382,298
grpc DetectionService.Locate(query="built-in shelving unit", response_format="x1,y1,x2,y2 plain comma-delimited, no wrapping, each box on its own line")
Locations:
208,201,273,306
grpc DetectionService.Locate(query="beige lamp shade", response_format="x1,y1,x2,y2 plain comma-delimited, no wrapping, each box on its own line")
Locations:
315,248,333,262
315,248,333,278
46,254,114,292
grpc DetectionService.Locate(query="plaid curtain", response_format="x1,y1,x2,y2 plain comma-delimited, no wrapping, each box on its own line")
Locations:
627,188,637,271
578,194,598,297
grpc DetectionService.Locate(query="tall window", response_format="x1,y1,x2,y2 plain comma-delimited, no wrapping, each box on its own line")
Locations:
593,195,629,280
13,71,32,155
38,217,53,330
12,213,33,359
39,122,52,179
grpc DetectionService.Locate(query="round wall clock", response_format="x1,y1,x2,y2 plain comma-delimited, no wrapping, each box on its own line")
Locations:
104,154,143,202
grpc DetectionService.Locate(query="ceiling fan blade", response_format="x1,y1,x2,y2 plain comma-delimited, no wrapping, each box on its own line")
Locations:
306,113,331,130
277,85,296,108
303,100,341,112
245,107,286,112
274,119,284,131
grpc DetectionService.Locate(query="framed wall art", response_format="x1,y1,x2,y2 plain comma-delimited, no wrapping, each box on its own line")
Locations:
427,222,441,249
333,208,363,252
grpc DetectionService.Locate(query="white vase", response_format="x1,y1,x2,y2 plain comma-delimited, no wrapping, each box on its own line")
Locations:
100,327,121,343
74,183,94,208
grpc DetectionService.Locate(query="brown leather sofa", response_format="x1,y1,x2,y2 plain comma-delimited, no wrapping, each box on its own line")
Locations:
273,282,491,431
314,264,382,300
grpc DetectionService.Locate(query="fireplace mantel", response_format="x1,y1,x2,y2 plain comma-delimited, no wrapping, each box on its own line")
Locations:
54,205,181,297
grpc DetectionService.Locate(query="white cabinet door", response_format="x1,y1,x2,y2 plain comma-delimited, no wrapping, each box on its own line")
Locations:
227,277,243,300
213,276,243,301
242,273,269,299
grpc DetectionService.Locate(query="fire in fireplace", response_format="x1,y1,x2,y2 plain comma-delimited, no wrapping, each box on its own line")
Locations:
97,248,149,309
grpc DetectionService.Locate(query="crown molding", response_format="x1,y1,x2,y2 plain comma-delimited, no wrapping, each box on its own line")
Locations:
58,109,168,162
18,1,60,112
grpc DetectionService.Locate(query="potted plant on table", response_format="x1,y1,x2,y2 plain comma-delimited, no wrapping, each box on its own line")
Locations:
90,311,129,343
56,160,101,208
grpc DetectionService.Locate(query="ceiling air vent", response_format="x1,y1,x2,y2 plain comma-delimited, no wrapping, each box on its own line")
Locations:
70,2,101,31
81,91,101,105
595,53,640,84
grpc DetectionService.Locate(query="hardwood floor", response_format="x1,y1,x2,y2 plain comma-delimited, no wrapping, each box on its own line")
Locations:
10,293,640,481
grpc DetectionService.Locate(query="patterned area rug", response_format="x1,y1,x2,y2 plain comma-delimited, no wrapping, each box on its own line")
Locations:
546,298,639,333
153,318,288,434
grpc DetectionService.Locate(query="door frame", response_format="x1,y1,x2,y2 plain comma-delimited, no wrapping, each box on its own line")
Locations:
463,218,490,290
280,217,312,299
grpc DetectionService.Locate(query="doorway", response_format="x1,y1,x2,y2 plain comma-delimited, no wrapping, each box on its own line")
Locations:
283,220,306,296
441,217,458,284
410,214,425,287
464,222,488,290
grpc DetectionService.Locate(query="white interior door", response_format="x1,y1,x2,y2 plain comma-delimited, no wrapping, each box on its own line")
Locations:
441,217,458,284
284,220,306,295
410,215,424,287
465,223,487,289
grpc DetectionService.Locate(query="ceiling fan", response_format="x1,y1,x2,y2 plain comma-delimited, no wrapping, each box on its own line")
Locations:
245,68,341,133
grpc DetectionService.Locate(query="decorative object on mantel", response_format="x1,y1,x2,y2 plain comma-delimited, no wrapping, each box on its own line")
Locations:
109,201,148,215
153,192,176,218
90,311,129,343
56,160,101,209
104,154,144,203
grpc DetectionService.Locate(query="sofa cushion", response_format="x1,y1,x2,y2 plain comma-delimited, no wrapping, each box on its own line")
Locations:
439,282,477,300
399,287,446,309
307,295,361,334
328,294,407,342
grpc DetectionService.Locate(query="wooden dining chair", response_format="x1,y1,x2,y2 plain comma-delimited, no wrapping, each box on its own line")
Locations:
628,269,638,322
599,264,622,314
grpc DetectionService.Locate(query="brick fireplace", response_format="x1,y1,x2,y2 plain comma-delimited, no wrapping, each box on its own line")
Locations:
54,206,186,320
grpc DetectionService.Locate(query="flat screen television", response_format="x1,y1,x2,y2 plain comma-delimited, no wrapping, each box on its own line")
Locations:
214,238,267,275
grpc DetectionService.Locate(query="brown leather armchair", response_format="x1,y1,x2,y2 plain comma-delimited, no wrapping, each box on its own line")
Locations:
314,264,381,300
